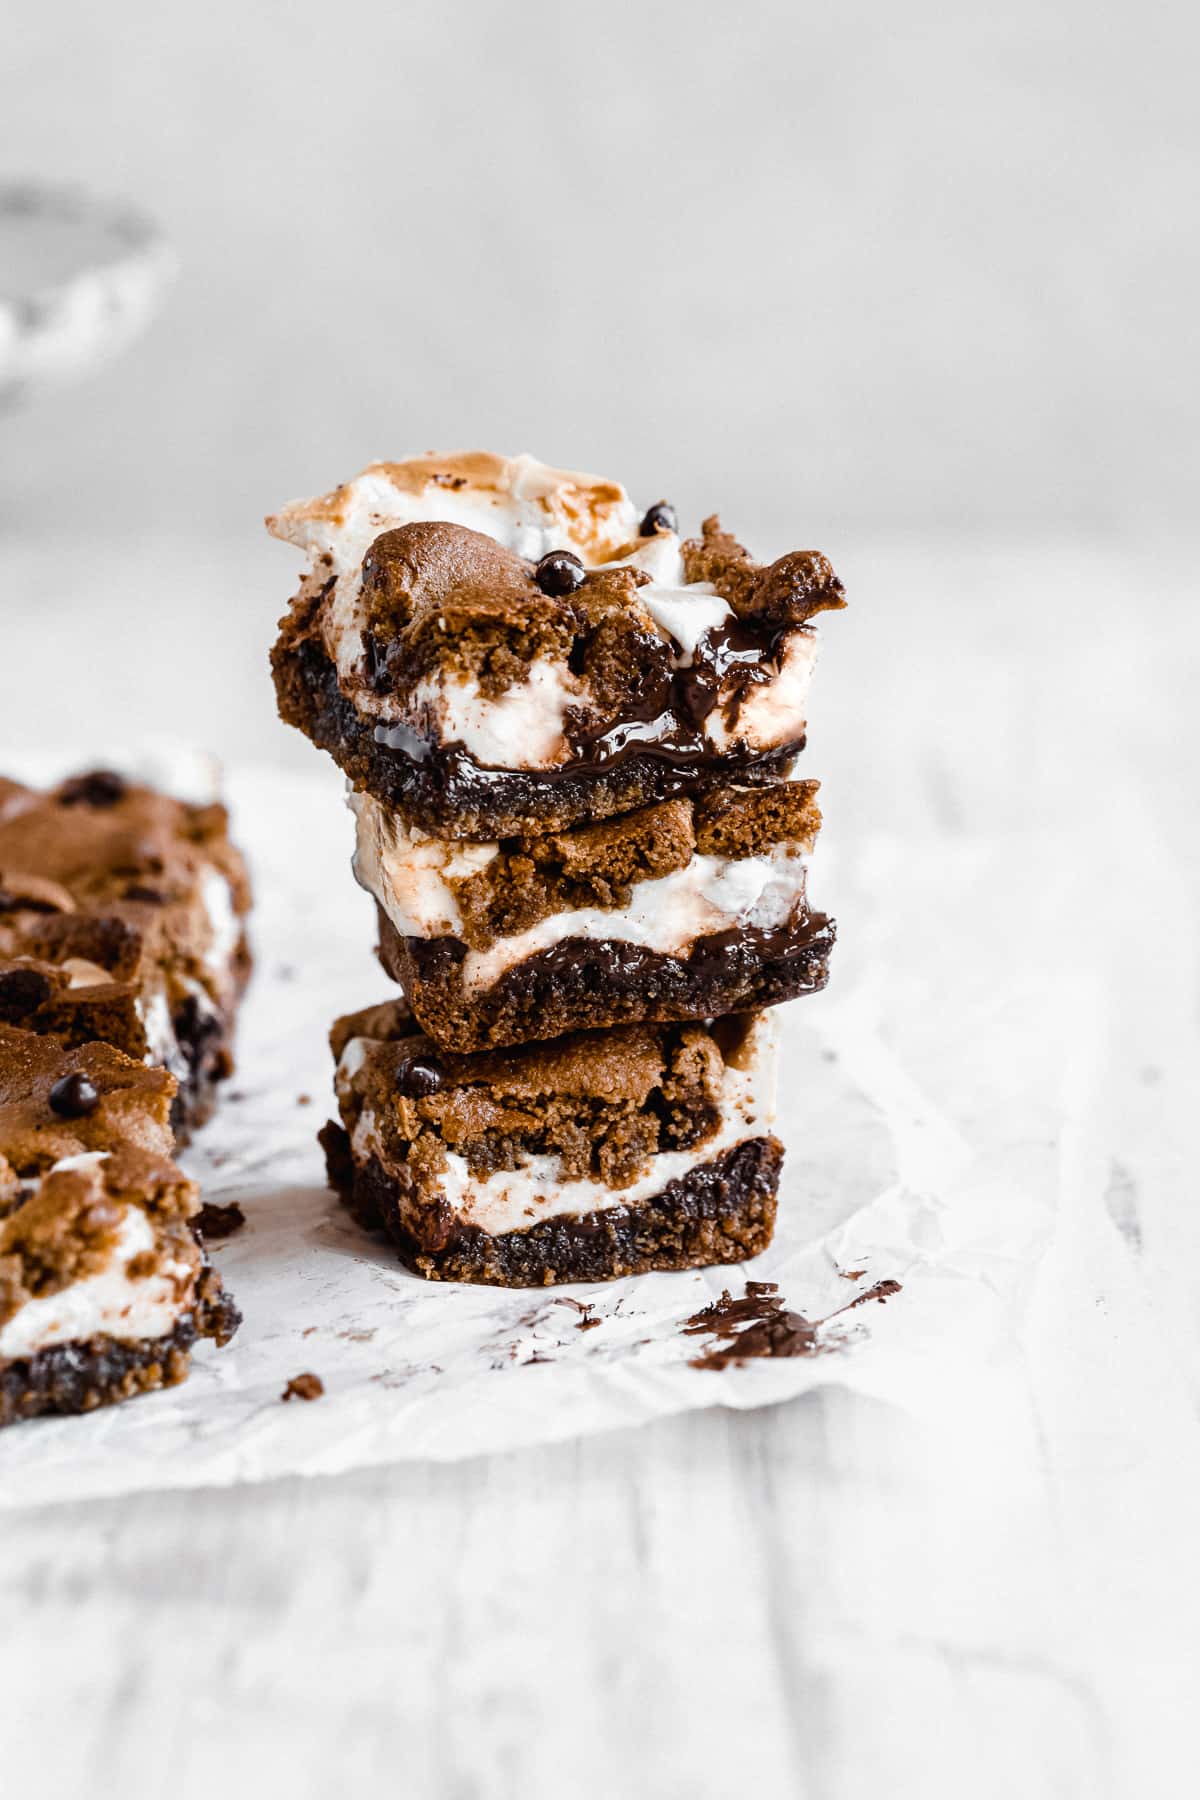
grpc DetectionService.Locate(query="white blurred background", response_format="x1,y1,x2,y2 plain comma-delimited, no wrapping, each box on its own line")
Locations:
1,0,1196,789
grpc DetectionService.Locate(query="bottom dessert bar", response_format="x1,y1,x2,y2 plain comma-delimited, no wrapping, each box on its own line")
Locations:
0,1025,240,1426
322,1000,782,1287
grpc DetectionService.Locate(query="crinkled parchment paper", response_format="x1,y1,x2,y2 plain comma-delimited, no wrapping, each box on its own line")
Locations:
0,763,1139,1504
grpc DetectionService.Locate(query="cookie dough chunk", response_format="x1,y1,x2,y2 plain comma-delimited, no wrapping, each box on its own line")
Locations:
0,769,252,1138
0,1026,240,1426
321,999,782,1286
269,452,844,837
354,779,833,1051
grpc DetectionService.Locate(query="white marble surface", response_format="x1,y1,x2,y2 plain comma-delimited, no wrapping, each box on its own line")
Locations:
1,534,1197,1796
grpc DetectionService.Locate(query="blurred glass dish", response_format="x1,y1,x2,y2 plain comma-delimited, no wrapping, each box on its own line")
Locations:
0,181,177,408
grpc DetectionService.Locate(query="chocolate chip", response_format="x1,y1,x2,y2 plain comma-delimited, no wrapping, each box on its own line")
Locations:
122,883,166,904
49,1072,100,1118
58,769,127,808
395,1057,443,1098
534,551,585,596
639,501,677,537
0,967,53,1020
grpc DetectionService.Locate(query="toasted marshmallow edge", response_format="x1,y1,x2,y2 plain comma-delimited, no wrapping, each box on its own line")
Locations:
350,791,497,938
352,790,810,987
274,452,816,769
0,1157,196,1360
338,1013,779,1238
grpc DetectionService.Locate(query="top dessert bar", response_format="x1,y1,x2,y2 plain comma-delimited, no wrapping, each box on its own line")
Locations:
0,770,252,1138
269,452,845,839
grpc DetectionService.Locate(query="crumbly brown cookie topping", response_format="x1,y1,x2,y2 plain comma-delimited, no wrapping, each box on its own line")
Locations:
680,517,847,625
334,1007,741,1191
440,781,821,951
0,772,252,1133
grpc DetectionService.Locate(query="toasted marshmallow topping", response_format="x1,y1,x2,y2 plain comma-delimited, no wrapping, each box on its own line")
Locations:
270,453,650,696
269,452,640,565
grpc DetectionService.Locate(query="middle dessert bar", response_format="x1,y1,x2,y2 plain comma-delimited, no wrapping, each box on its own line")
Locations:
354,777,834,1051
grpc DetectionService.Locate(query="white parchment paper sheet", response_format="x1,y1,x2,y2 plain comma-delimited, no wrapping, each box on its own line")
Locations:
0,762,1180,1505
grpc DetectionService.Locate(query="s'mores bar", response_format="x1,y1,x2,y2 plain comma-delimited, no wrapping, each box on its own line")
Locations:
0,1025,240,1425
269,452,844,840
0,770,251,1137
322,999,781,1286
271,450,843,1287
355,779,833,1052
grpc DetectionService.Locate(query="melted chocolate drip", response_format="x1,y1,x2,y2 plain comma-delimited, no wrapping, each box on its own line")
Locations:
565,616,798,767
684,1277,901,1369
673,617,781,727
283,633,803,838
401,905,833,988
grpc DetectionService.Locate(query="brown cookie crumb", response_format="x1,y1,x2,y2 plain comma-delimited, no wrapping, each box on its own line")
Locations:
194,1200,246,1241
282,1372,324,1402
681,516,846,625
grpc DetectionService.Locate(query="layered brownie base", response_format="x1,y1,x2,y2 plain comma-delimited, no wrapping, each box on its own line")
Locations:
269,452,843,838
377,906,833,1053
0,769,252,1138
327,1133,781,1287
0,1277,239,1427
0,1025,240,1425
323,999,782,1286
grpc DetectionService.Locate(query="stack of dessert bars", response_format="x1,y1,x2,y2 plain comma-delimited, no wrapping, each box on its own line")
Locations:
270,453,843,1287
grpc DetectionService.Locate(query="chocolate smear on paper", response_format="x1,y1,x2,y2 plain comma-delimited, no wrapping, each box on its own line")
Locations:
684,1278,901,1370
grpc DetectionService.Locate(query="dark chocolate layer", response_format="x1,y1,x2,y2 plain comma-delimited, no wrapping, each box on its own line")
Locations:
273,634,803,838
376,904,835,1053
323,1129,782,1287
0,1271,241,1427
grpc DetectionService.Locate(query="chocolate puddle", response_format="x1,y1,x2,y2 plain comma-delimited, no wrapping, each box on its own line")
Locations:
683,1277,901,1370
